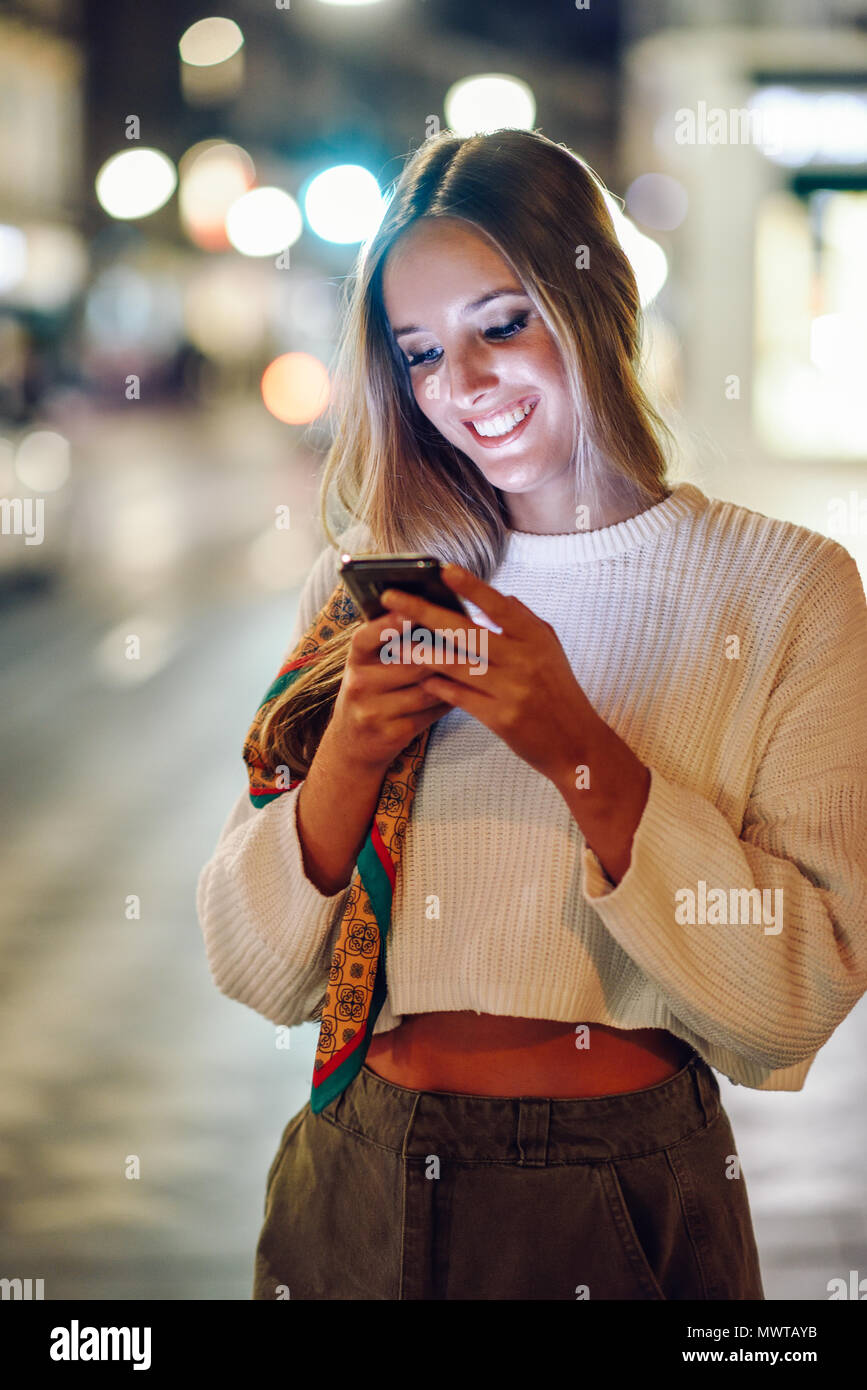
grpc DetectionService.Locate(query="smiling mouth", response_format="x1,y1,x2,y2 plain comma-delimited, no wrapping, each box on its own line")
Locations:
463,397,539,441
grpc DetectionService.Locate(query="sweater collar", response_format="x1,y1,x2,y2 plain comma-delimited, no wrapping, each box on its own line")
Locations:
503,481,708,566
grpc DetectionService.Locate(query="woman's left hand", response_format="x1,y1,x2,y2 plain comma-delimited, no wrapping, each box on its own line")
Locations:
380,563,603,784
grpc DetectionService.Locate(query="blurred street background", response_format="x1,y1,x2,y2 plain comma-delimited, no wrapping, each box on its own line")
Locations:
1,0,866,1299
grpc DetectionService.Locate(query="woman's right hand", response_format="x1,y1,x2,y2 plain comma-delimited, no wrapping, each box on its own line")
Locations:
325,612,453,772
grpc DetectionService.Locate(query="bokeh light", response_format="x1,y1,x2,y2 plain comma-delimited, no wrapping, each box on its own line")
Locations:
302,165,386,244
15,430,71,492
749,86,867,167
1,224,89,310
225,186,303,256
179,141,256,252
93,617,179,687
85,266,184,355
95,149,178,220
178,17,244,67
261,352,330,424
625,173,688,232
184,260,270,360
100,467,185,577
444,74,536,135
270,274,339,347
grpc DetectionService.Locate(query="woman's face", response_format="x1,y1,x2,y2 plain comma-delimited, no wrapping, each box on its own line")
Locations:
382,217,576,518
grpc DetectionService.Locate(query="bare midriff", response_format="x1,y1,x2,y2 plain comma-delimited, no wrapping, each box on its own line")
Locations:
363,1012,696,1098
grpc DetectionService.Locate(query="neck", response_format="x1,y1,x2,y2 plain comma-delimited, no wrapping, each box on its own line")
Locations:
506,479,663,536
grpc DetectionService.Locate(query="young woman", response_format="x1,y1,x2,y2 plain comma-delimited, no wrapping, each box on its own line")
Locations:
197,129,867,1300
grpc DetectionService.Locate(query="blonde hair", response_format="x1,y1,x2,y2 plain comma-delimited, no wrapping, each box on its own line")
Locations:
259,127,676,775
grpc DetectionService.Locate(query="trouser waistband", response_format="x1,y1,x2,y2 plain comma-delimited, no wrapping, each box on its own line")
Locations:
321,1055,721,1165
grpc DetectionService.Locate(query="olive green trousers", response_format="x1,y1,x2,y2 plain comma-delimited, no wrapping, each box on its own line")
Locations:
253,1052,764,1300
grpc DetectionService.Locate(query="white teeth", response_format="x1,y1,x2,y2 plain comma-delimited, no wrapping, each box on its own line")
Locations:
471,400,535,438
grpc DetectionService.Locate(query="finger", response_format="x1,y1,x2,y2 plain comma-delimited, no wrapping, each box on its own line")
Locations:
385,683,452,715
413,645,495,690
419,673,492,720
378,587,488,642
438,563,528,634
360,612,405,649
402,702,452,740
354,626,436,685
352,613,426,663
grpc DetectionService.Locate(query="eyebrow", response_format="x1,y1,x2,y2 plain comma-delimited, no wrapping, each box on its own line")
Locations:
391,287,528,340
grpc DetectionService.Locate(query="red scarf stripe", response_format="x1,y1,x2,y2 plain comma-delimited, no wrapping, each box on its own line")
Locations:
278,652,319,677
311,1019,369,1085
370,818,395,890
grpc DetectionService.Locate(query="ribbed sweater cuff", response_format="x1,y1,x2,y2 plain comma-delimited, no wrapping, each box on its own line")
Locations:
251,786,351,961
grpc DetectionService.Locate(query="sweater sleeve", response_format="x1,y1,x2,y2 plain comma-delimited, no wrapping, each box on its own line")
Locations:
195,540,352,1027
580,542,867,1074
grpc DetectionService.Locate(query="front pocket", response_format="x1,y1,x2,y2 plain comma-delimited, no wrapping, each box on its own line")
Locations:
598,1162,666,1300
264,1104,309,1212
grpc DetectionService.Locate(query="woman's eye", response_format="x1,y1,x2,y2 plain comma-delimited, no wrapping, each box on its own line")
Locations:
404,311,530,368
484,311,530,340
405,346,441,368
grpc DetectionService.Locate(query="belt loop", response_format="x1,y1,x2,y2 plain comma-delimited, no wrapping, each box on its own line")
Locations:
691,1057,717,1128
516,1098,551,1167
400,1091,422,1159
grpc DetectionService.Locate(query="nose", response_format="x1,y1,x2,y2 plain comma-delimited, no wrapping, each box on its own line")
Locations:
446,348,499,413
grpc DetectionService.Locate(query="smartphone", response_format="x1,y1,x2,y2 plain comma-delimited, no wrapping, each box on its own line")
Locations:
338,552,470,622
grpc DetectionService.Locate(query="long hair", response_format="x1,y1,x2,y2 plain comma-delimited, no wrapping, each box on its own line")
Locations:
259,127,677,776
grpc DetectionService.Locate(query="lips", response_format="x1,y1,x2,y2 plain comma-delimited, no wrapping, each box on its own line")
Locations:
462,395,539,446
464,394,539,425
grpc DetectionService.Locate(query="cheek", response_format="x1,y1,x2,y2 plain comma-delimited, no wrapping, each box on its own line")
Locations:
412,375,446,421
533,336,569,389
520,320,567,379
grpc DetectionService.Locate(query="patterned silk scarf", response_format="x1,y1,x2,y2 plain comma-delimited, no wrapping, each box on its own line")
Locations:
242,580,430,1114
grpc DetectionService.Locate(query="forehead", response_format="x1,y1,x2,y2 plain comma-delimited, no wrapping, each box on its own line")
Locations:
382,217,515,319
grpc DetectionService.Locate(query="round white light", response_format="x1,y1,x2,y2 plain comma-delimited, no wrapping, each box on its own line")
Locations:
179,17,244,67
444,74,536,136
625,173,688,232
303,165,385,244
95,148,177,220
15,430,71,492
225,186,303,257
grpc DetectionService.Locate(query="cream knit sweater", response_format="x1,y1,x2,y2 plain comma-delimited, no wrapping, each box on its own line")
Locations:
196,482,867,1092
